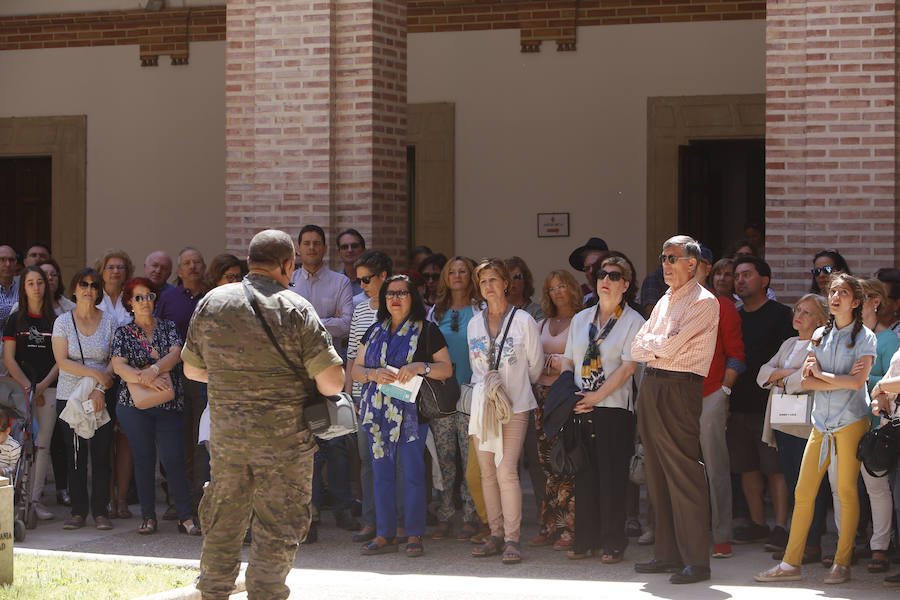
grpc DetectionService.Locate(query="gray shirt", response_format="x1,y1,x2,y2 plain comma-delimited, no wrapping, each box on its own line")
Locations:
52,310,116,400
289,266,353,351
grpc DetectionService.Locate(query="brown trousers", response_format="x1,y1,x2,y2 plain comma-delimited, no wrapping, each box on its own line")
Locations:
637,371,710,568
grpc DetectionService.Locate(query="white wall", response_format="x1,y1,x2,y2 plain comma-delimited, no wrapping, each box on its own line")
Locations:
0,42,225,272
409,21,766,289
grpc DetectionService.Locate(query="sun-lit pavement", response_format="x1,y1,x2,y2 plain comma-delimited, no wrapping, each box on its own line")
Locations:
19,488,900,599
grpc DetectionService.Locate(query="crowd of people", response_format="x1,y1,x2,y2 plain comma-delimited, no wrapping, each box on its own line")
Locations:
3,222,900,590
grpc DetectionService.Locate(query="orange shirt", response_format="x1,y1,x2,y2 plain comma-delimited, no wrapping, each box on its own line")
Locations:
631,279,719,377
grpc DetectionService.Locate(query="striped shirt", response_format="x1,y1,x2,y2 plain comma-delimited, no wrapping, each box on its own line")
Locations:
631,279,719,377
347,298,378,401
0,435,21,473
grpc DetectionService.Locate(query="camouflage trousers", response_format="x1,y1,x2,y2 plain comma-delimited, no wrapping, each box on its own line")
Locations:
430,411,478,524
198,433,315,600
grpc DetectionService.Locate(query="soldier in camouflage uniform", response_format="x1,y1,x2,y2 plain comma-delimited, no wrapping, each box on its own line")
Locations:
182,229,344,600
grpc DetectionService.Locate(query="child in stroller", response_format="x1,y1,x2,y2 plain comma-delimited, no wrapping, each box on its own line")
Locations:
0,377,36,541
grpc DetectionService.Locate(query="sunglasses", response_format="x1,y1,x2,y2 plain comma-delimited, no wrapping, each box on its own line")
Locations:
450,310,460,332
359,274,378,285
596,270,624,282
511,273,524,281
422,273,440,281
811,265,836,277
132,292,157,303
223,273,242,283
77,281,101,290
659,254,691,265
339,242,362,251
385,290,410,299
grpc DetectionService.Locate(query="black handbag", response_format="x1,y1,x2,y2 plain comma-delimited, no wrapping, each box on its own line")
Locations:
416,324,459,420
549,414,588,476
857,416,900,477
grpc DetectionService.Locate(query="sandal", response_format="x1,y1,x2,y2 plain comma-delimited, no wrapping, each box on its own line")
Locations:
431,522,452,540
406,536,424,557
63,515,85,530
527,534,552,547
456,523,479,541
116,501,132,519
178,520,202,536
361,537,398,555
502,541,522,565
601,549,624,564
567,549,594,560
472,535,503,558
137,518,157,535
869,551,890,573
94,516,114,531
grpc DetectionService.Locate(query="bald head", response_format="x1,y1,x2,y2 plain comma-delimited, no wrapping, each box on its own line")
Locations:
249,229,295,268
144,250,173,288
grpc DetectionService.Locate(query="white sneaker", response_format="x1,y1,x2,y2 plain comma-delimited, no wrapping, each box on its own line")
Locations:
638,527,655,546
33,502,54,520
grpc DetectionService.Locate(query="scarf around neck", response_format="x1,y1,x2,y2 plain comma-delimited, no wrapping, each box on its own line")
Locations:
581,302,624,392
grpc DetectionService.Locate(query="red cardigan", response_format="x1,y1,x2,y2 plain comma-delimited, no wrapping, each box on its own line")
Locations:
702,295,746,397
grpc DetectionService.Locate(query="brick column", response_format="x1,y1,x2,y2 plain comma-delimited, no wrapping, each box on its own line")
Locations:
765,0,898,301
224,0,407,267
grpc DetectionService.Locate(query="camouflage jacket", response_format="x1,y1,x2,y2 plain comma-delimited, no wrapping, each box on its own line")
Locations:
182,273,343,448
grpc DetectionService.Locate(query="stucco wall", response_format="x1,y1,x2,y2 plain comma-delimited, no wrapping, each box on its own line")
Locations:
408,20,766,289
0,42,225,271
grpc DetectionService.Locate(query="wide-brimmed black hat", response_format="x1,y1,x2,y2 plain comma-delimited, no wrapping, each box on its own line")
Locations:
568,237,609,271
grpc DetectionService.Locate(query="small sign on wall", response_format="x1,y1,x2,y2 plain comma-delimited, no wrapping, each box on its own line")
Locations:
537,212,570,238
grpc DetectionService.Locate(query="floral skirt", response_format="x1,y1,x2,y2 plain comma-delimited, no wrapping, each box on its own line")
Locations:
533,383,575,538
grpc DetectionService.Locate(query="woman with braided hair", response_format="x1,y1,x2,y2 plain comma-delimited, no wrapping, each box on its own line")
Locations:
757,273,876,585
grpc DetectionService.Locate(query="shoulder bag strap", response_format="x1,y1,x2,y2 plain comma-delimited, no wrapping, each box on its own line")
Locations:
71,312,85,365
492,307,517,371
242,281,303,380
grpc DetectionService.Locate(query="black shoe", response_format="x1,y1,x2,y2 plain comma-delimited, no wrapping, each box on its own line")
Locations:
635,559,685,574
670,565,711,584
733,521,769,544
303,521,318,544
885,571,900,588
764,525,789,552
335,510,361,531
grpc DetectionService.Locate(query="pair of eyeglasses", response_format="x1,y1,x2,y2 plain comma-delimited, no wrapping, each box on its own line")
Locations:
339,242,362,251
385,290,410,299
359,274,378,285
422,273,440,282
78,281,101,290
811,265,836,277
659,254,691,265
548,285,567,294
105,264,127,271
223,273,242,283
132,292,157,303
596,270,624,282
511,273,524,281
450,310,460,332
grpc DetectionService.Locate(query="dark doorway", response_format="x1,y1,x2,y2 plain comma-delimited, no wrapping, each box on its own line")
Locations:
678,139,764,260
0,157,52,255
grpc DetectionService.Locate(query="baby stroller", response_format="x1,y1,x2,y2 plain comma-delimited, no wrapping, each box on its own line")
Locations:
0,369,37,542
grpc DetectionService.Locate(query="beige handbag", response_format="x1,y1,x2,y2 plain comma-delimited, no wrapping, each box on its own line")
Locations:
128,373,175,409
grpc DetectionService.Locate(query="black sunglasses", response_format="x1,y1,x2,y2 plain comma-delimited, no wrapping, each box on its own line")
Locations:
339,242,362,251
811,265,837,277
359,274,378,285
450,310,460,332
596,270,624,282
77,281,101,290
659,254,690,265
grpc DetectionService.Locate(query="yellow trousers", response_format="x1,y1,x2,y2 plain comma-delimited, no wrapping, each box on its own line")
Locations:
784,417,869,567
466,436,487,523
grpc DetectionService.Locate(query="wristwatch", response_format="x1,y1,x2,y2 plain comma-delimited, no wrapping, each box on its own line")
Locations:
721,385,732,396
423,363,431,376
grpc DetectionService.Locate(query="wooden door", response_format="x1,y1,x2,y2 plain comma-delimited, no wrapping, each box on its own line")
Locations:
0,157,52,255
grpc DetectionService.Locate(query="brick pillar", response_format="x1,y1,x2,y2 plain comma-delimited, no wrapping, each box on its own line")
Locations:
765,0,898,301
224,0,407,267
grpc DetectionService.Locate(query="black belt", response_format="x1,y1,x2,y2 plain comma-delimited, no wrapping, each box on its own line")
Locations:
644,366,703,383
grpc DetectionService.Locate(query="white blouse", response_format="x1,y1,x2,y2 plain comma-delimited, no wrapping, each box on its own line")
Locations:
564,304,645,411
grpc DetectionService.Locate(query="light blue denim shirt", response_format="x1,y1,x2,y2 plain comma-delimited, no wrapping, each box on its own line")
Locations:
808,322,877,468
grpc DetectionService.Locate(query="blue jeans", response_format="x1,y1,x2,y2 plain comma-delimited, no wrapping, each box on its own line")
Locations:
370,423,428,538
775,429,828,546
117,404,193,522
312,434,354,513
356,415,404,529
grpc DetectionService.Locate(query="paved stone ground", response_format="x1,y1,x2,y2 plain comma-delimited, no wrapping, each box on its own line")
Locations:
18,484,900,599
